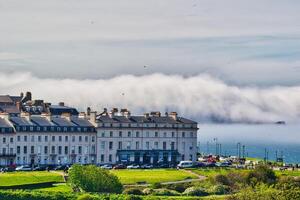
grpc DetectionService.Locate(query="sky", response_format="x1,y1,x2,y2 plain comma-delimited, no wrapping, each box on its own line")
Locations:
0,0,300,122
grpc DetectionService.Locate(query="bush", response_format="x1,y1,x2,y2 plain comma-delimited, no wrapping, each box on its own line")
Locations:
246,165,276,185
214,174,230,186
142,188,154,195
208,184,230,195
164,182,192,193
68,164,123,193
77,194,100,200
183,186,209,196
122,188,143,195
0,190,75,200
150,182,162,189
152,189,180,196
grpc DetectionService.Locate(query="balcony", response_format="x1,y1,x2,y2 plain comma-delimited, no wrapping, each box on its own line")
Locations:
0,153,16,158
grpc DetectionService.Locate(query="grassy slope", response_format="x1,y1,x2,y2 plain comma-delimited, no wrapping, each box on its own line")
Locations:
111,169,197,184
0,172,63,186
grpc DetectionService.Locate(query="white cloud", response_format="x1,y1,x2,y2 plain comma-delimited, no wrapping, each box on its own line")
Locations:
0,72,299,123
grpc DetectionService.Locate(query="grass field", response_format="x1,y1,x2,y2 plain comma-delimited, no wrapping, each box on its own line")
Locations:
275,170,300,177
0,171,63,186
111,169,198,184
35,183,73,192
190,168,245,177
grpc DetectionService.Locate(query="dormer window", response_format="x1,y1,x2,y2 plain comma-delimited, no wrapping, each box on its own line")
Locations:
77,127,81,132
22,127,26,131
44,127,47,131
30,126,33,131
63,127,68,132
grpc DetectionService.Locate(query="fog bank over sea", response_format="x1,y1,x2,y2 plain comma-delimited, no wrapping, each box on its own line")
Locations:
198,123,300,164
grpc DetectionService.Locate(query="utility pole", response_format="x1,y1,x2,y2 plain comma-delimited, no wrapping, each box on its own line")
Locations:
242,145,245,158
237,142,241,158
213,138,218,156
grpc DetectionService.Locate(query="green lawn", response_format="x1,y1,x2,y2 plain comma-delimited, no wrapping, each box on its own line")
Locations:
111,169,197,185
0,171,64,186
190,168,244,177
35,183,73,192
275,170,300,177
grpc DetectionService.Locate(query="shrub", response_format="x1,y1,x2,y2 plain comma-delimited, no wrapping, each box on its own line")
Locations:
208,184,230,195
214,174,230,186
77,194,100,200
152,189,180,196
0,190,75,200
164,182,192,193
246,165,276,185
150,182,162,189
122,188,143,195
183,186,209,196
142,188,154,195
68,164,123,193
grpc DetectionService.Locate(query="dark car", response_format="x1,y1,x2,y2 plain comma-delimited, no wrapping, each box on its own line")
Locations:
33,166,47,171
54,165,68,170
113,164,126,169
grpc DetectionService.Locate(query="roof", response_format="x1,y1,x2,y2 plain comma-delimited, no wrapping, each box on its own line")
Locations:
0,96,13,104
71,117,94,127
31,116,57,126
51,117,77,127
49,105,79,115
10,117,36,126
0,118,12,128
0,105,20,114
96,115,118,123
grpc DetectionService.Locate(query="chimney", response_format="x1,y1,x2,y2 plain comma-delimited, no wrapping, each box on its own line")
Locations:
170,112,178,121
0,112,10,121
25,91,32,101
144,113,150,118
89,111,97,125
59,102,65,107
109,108,118,117
79,112,86,119
100,108,108,116
41,113,52,121
124,111,131,118
165,112,169,117
151,111,161,117
16,102,21,111
61,112,71,121
87,107,91,116
20,92,24,98
21,112,31,121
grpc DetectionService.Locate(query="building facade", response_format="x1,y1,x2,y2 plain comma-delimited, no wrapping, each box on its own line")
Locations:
0,93,198,167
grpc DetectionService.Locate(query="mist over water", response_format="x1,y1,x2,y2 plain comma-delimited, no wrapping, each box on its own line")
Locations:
198,124,300,163
1,72,300,124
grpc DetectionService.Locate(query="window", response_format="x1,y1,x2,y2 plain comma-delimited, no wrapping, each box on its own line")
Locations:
58,146,62,154
136,141,140,150
38,146,41,154
72,136,75,142
63,127,67,132
51,146,55,154
44,146,48,154
64,146,68,154
2,138,6,143
128,132,131,137
31,146,34,154
59,136,62,142
37,127,40,131
119,131,122,137
52,136,55,142
172,132,175,137
101,132,105,137
154,142,158,149
171,142,175,150
65,136,68,142
109,154,112,162
182,132,185,138
109,142,113,150
24,136,27,142
100,141,105,150
126,141,131,150
79,136,82,142
182,142,185,151
71,146,75,154
91,136,95,142
163,142,167,150
30,126,33,131
78,146,82,154
101,154,104,162
17,135,20,142
44,127,47,131
155,132,158,137
146,142,150,150
118,142,122,150
31,135,34,142
146,132,149,137
23,146,27,154
110,131,113,137
38,136,41,142
85,136,88,142
163,132,167,137
17,146,20,154
190,132,193,137
136,132,139,137
45,136,48,142
10,137,13,143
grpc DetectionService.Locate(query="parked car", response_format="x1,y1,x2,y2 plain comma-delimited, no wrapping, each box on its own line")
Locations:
33,166,47,171
54,165,68,171
113,164,126,169
177,161,194,169
127,164,140,169
0,167,15,172
101,164,113,170
15,165,32,171
141,164,153,169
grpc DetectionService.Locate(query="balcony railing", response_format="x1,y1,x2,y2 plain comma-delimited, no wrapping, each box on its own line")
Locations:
0,153,16,158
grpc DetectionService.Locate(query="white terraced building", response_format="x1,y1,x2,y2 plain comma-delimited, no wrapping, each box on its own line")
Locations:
0,93,198,166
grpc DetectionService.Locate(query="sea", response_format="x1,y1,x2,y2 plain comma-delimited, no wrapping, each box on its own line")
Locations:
197,123,300,164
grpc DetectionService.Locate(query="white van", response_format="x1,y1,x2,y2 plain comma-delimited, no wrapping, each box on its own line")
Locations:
177,161,194,169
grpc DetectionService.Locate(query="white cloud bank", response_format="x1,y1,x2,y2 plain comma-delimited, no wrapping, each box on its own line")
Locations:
0,72,299,123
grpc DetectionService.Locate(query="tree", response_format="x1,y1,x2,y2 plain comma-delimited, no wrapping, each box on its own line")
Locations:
246,165,276,185
68,164,123,193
